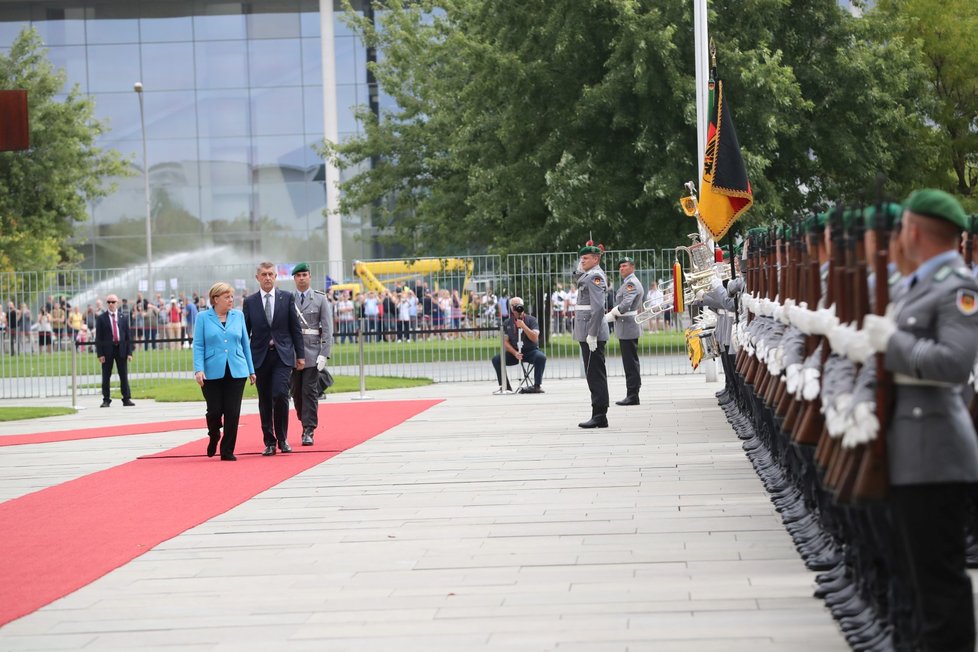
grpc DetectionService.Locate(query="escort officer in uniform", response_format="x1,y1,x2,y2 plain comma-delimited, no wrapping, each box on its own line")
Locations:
859,189,978,652
573,242,610,428
290,263,334,446
604,256,644,406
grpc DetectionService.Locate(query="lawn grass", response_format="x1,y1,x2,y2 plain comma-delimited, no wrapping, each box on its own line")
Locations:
95,375,433,403
0,407,76,422
0,331,687,378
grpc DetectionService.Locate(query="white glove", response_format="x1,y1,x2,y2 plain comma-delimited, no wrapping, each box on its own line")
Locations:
863,313,897,353
316,354,327,371
846,330,873,364
809,306,840,336
827,322,855,355
586,335,597,352
785,363,803,394
825,393,852,437
710,275,723,290
801,367,821,401
603,307,620,323
789,304,811,334
843,401,879,448
694,289,706,302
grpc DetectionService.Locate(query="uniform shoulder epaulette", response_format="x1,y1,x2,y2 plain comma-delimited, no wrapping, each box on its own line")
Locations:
934,265,952,282
952,267,972,280
314,290,326,295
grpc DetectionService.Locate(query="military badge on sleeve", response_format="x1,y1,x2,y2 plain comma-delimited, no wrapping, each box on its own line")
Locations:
593,277,602,286
626,283,635,291
957,289,978,316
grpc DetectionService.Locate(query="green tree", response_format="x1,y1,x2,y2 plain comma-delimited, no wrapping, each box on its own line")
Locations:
875,0,978,201
322,0,939,255
0,27,130,273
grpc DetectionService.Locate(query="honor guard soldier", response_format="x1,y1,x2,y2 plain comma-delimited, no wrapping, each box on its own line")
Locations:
604,256,644,405
859,189,978,652
290,263,334,446
574,241,610,428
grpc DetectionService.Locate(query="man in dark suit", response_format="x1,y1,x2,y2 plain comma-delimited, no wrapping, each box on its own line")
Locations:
243,262,305,455
95,293,135,407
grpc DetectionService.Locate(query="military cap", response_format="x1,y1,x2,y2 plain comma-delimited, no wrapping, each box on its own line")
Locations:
904,188,967,230
617,256,635,266
291,262,310,275
578,242,603,256
861,202,902,230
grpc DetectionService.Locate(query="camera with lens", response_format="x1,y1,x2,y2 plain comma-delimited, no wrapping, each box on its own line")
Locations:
513,304,525,314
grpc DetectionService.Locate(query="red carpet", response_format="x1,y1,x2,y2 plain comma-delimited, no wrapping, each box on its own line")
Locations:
0,417,208,447
0,399,440,626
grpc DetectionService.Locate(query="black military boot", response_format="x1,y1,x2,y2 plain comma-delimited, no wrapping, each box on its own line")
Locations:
579,410,609,429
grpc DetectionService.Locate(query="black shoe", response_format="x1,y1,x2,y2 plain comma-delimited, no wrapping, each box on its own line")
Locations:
206,435,219,458
578,415,609,429
122,399,135,407
519,385,544,394
220,454,237,461
100,400,111,408
615,395,640,406
301,431,314,446
262,445,276,456
279,441,292,453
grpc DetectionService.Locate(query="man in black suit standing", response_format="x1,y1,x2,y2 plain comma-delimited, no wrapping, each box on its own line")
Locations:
243,262,305,455
95,293,135,407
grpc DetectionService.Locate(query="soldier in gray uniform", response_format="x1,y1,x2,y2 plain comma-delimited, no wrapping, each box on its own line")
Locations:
604,256,644,406
574,242,610,428
290,263,334,446
861,189,978,652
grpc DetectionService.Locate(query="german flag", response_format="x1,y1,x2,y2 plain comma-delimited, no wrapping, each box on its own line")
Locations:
698,79,752,240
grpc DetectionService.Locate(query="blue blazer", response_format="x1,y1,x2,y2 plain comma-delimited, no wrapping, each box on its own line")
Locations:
192,309,256,380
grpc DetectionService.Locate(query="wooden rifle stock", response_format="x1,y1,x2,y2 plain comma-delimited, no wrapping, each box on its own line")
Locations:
791,219,827,444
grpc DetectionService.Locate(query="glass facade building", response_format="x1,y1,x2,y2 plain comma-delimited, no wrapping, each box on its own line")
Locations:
0,0,382,270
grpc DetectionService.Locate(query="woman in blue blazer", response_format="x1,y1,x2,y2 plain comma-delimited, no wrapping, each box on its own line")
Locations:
193,282,256,460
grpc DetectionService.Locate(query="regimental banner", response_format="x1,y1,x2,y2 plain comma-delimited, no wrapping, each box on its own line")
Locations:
698,79,753,240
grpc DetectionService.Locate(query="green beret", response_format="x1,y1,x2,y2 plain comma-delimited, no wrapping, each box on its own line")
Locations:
803,213,827,232
904,189,967,230
617,256,635,266
862,202,902,230
578,244,602,256
291,262,310,275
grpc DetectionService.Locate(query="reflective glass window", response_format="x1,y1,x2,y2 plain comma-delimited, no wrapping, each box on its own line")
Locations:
193,8,246,41
303,86,324,136
145,137,198,169
248,38,303,88
88,44,141,93
333,36,358,85
30,8,87,46
195,40,248,90
246,10,300,39
252,86,303,136
143,91,198,139
253,134,306,170
47,45,88,93
198,89,251,138
335,84,360,134
140,13,193,43
198,138,253,186
299,3,320,38
86,9,139,45
104,139,141,169
142,42,195,91
92,93,142,141
301,37,322,87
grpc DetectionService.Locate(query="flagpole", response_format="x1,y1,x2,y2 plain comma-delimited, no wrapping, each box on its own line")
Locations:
693,0,718,383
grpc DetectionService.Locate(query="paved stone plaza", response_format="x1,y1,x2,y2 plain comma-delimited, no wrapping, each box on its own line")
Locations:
0,374,854,650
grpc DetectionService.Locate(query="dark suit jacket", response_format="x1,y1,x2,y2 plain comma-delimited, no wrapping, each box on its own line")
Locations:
243,289,304,368
94,311,134,358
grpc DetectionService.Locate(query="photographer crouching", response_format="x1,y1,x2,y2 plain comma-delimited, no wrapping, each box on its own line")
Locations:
491,297,547,393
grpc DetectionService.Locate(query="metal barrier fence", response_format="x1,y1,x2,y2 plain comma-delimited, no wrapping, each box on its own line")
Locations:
0,251,700,399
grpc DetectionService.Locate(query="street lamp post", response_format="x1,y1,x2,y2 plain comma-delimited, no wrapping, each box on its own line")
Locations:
134,82,152,295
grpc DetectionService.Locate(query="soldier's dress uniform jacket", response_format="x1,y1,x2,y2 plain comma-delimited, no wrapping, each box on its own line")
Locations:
291,289,334,433
884,252,978,485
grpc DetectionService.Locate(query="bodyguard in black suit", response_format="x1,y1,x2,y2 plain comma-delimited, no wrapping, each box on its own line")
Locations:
95,293,135,407
243,262,305,455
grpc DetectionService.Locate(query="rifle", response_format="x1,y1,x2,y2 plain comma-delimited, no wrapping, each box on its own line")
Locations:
745,231,770,387
756,229,779,400
786,214,822,440
735,232,759,378
852,198,896,502
827,204,872,501
766,225,794,407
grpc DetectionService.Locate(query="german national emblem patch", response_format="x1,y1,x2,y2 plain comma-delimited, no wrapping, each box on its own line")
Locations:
626,283,635,291
957,289,978,316
593,277,602,286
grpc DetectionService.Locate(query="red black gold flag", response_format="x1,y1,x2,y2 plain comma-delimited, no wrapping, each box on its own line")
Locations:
698,79,752,240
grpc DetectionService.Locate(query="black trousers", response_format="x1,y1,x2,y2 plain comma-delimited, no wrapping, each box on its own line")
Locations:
101,345,131,401
291,365,320,431
579,340,609,414
890,483,976,652
255,351,293,446
492,349,547,388
202,365,246,457
619,338,641,397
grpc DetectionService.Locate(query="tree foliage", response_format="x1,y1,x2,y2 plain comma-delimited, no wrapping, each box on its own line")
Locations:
875,0,978,202
0,28,130,273
322,0,941,255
